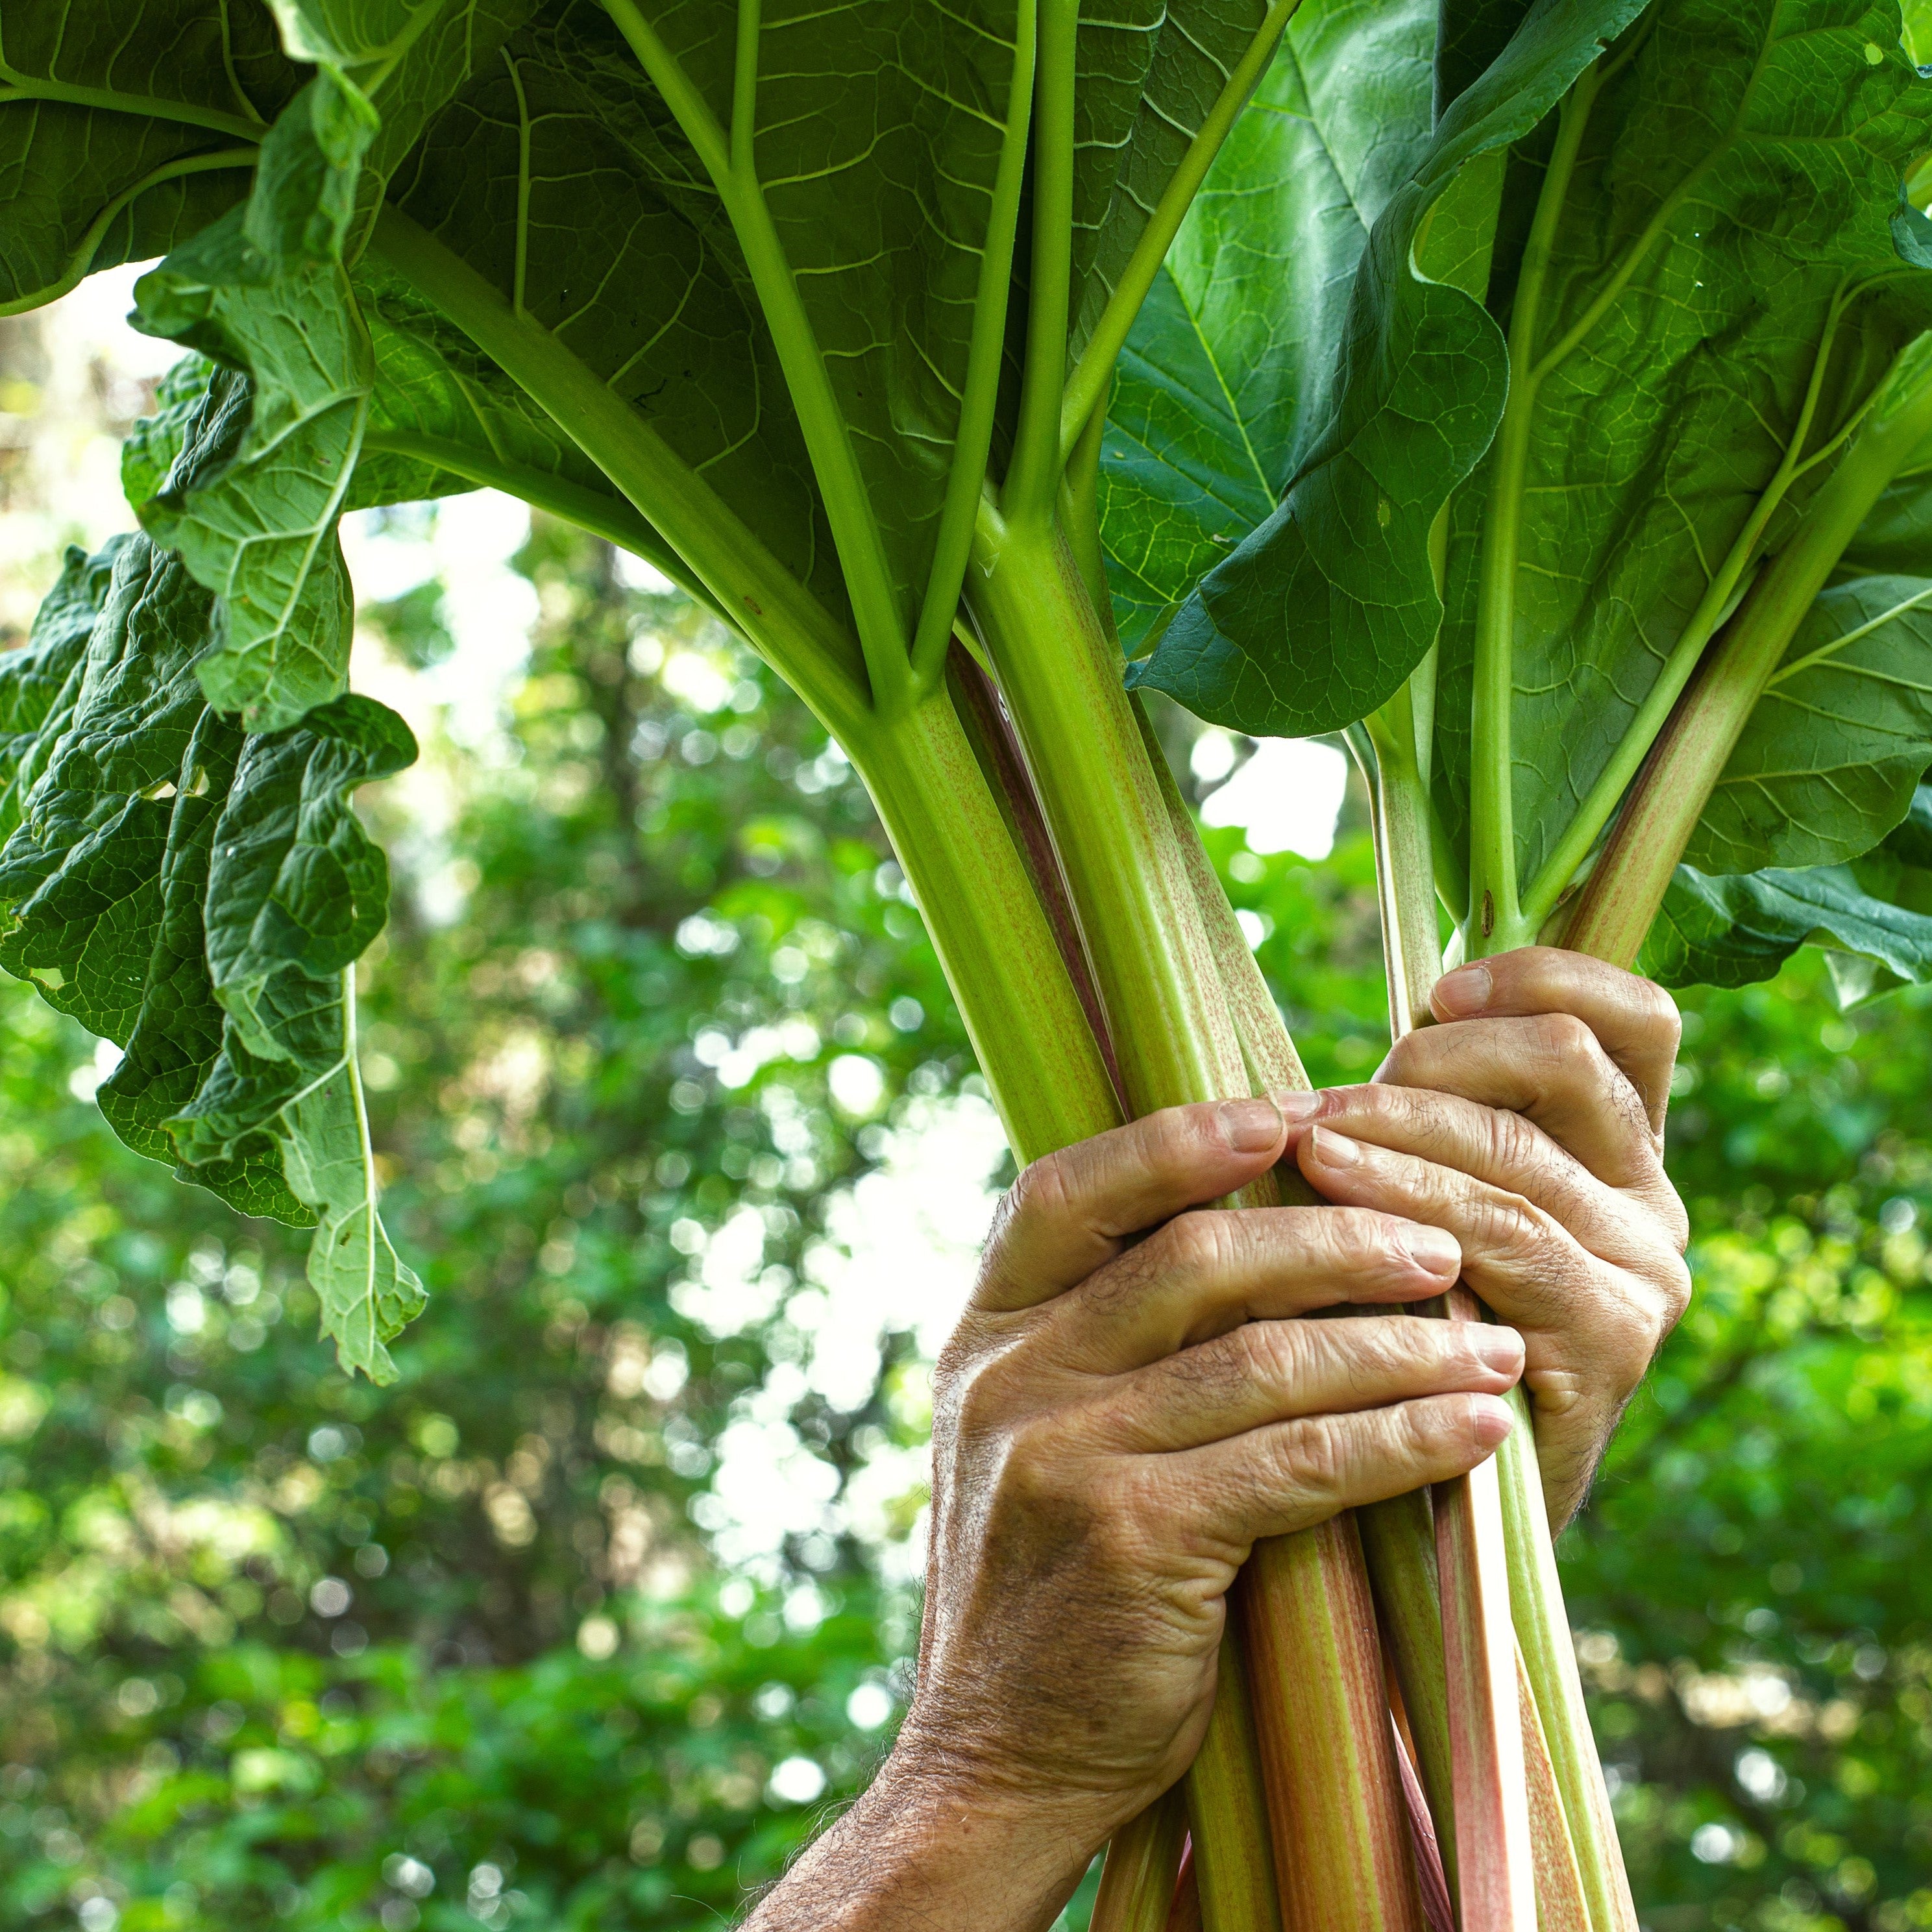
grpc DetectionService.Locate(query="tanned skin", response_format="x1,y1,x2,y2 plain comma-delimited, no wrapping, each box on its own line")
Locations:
745,949,1691,1931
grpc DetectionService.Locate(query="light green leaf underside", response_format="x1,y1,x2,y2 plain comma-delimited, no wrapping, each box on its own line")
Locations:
1,379,422,1380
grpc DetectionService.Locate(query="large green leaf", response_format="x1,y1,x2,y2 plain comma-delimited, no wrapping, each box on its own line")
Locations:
1428,0,1932,898
168,694,425,1382
384,1,846,620
1687,576,1932,874
0,541,124,847
1127,0,1639,733
1068,0,1278,365
0,4,297,316
1096,0,1439,651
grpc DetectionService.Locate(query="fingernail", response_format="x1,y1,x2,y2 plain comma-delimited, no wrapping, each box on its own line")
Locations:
1218,1096,1285,1153
1469,1394,1515,1450
1273,1090,1321,1123
1434,964,1493,1018
1398,1223,1460,1277
1469,1325,1525,1375
1308,1124,1360,1168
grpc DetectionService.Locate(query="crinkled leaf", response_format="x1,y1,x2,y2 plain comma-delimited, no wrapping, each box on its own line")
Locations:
1127,0,1636,733
1643,859,1932,1006
1097,0,1439,650
0,541,225,1045
0,539,124,846
131,77,375,731
201,694,416,1056
96,705,302,1221
1689,576,1932,874
3,398,421,1376
280,1035,426,1385
0,4,296,315
1430,0,1932,897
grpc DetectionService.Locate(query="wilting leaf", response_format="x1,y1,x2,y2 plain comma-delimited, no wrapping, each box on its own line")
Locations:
1689,576,1932,874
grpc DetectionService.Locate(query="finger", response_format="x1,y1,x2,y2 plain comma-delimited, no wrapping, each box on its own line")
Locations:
1295,1125,1682,1371
1429,946,1681,1134
1373,1011,1659,1192
1171,1393,1516,1552
1038,1206,1462,1373
1291,1081,1683,1263
973,1099,1289,1313
1089,1313,1523,1454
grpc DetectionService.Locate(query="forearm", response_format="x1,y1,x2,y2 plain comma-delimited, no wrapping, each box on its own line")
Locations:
744,1746,1093,1932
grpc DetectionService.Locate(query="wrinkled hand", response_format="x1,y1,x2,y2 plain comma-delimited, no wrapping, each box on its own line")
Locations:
1290,946,1691,1527
898,1099,1517,1877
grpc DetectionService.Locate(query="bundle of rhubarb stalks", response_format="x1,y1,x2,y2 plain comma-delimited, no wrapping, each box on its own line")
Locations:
7,0,1932,1924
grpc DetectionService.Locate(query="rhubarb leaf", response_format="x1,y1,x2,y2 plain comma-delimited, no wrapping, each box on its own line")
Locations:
1431,0,1932,899
1097,0,1439,652
130,75,376,732
0,3,296,316
1644,859,1932,1003
1127,0,1639,735
1689,576,1932,874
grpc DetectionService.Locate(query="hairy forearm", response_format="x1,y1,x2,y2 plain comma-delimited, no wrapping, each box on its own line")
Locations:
743,1746,1092,1932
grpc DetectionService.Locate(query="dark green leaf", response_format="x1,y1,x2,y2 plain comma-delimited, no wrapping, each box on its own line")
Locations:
0,3,294,316
1130,0,1639,733
1689,576,1932,874
1431,0,1932,898
384,2,845,620
0,539,125,847
1097,0,1438,650
1644,858,1932,1005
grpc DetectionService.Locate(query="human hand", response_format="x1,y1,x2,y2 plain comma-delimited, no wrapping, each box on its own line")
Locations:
885,1100,1526,1908
1289,946,1691,1530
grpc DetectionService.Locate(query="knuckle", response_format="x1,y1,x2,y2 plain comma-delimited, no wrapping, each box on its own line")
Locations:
998,1149,1075,1245
1474,1188,1550,1260
1238,1317,1310,1391
1268,1419,1349,1503
1635,975,1683,1049
1533,1009,1602,1071
1147,1208,1232,1284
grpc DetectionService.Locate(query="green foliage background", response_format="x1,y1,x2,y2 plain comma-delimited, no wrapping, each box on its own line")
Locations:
2,416,1929,1932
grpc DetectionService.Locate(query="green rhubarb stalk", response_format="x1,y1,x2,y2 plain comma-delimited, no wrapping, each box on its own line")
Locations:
1493,1391,1637,1932
1092,1789,1192,1932
1358,1488,1457,1903
1245,1521,1426,1931
1355,693,1540,1932
1186,1627,1285,1932
368,212,1119,1169
973,517,1422,1931
1434,1291,1536,1932
1518,1643,1593,1932
1565,333,1932,966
